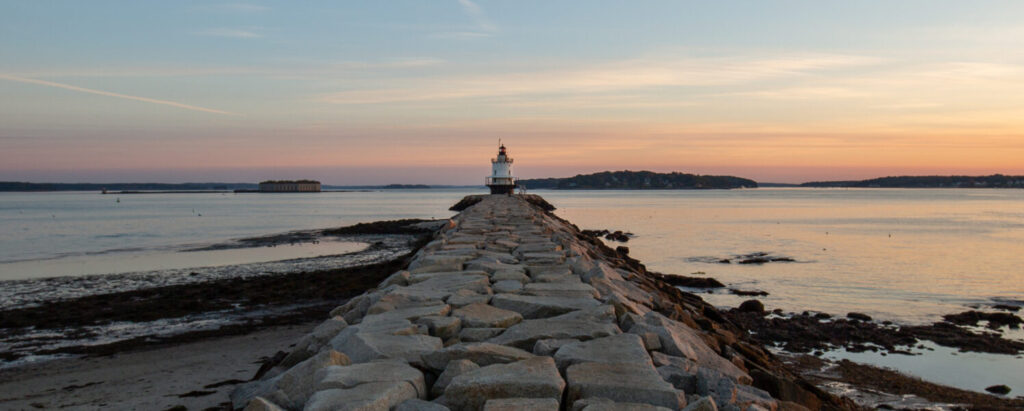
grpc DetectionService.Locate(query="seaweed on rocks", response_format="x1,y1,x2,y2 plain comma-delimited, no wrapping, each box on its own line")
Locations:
0,219,438,363
647,272,726,289
725,309,1024,355
729,289,770,297
449,196,484,211
943,310,1023,329
321,218,442,236
784,354,1024,409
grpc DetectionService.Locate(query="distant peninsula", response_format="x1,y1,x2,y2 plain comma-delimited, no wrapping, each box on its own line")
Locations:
0,182,255,192
519,170,757,190
801,174,1024,188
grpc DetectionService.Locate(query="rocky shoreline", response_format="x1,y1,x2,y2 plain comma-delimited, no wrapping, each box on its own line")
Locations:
230,194,861,411
0,219,441,367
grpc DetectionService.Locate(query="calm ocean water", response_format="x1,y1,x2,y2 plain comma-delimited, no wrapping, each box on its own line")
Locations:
1,188,1022,392
2,188,1023,322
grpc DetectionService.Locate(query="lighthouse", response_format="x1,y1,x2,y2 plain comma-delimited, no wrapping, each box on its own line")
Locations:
486,143,517,195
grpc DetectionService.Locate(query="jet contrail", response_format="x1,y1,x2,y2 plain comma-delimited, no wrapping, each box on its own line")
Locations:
0,72,239,116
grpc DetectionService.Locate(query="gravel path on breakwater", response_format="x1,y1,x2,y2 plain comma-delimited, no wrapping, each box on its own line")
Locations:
230,194,857,411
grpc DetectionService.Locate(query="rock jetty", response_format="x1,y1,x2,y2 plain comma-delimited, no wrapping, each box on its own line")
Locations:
232,194,851,411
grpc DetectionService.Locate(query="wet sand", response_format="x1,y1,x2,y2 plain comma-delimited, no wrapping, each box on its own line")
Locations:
0,322,316,411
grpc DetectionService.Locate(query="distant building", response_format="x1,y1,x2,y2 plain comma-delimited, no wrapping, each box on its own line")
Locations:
258,180,321,192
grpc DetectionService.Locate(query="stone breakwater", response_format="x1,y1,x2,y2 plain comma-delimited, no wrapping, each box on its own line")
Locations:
231,195,849,411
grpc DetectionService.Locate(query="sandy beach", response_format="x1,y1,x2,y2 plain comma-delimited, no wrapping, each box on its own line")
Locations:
0,322,315,411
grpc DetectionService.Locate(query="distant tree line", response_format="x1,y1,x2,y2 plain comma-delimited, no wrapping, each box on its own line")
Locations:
801,174,1024,188
259,179,320,184
0,182,255,192
519,170,757,190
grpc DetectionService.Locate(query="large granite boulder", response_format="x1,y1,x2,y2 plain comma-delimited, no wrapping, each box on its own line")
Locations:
422,342,536,372
483,397,560,410
552,333,653,371
629,312,750,384
522,282,600,299
332,331,442,364
571,397,673,411
315,360,427,399
490,294,602,319
396,399,452,411
230,350,351,410
304,380,419,411
565,362,686,409
453,303,524,328
417,315,462,340
487,305,621,350
279,316,349,368
443,357,566,411
433,359,481,398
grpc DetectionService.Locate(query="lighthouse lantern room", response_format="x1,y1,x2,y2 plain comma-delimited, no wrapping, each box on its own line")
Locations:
485,143,517,194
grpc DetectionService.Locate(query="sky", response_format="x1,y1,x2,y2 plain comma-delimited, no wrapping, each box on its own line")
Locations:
2,1,1024,184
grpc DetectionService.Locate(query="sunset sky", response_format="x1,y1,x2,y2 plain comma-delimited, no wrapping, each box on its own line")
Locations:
3,1,1024,184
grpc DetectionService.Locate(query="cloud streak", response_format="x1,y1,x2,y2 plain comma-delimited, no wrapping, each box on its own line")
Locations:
321,53,879,104
433,0,496,38
0,73,239,116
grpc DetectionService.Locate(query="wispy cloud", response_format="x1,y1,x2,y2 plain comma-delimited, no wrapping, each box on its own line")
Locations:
192,28,262,39
458,0,496,31
434,0,496,39
721,87,872,100
0,73,239,116
4,59,446,79
320,53,880,104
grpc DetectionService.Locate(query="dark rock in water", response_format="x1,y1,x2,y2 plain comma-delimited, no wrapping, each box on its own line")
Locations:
944,310,1023,329
985,384,1011,395
729,289,769,297
582,228,631,242
718,259,731,264
648,272,725,288
739,300,765,313
615,246,630,255
735,252,797,264
992,304,1021,312
727,306,1024,355
813,313,831,320
605,230,630,242
846,312,872,322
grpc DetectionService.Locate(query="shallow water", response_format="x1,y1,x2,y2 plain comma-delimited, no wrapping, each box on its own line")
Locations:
824,340,1024,398
0,239,365,279
3,188,1021,321
541,188,1024,325
0,189,469,281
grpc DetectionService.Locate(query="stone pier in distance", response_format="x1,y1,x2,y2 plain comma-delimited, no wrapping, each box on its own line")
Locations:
232,194,828,411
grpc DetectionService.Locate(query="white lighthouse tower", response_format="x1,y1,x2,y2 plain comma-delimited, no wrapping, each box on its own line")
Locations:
486,142,517,194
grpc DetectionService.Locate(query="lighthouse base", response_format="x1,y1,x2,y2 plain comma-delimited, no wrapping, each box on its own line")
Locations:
487,184,515,195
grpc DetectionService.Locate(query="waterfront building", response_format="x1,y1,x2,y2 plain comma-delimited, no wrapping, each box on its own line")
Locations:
258,180,321,192
486,144,517,194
